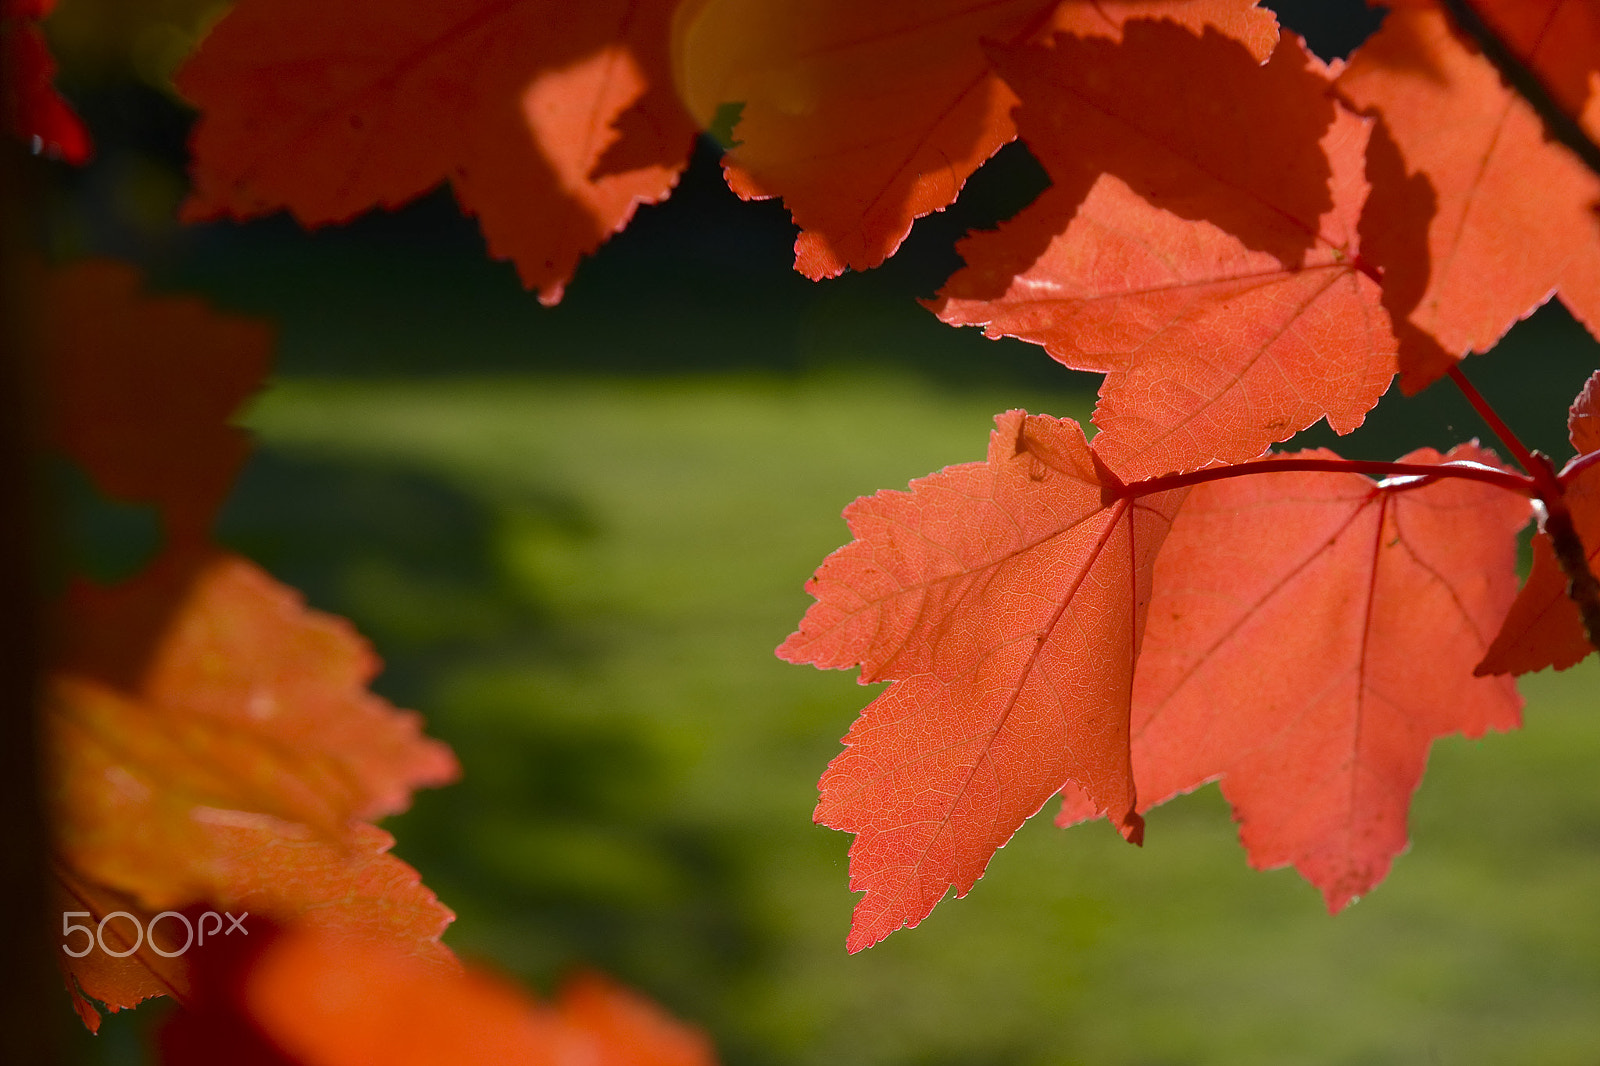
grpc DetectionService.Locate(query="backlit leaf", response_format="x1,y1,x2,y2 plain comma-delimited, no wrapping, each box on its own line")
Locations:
934,23,1394,480
1338,0,1600,390
51,552,458,1028
1059,445,1528,909
160,924,716,1066
1571,369,1600,457
673,0,1277,279
781,410,1184,950
58,826,456,1032
178,0,695,304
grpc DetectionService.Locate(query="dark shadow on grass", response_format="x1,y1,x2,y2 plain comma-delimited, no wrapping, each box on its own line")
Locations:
213,445,773,1035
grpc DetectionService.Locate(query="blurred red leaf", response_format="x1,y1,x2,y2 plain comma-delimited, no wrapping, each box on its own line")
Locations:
177,0,695,304
39,260,271,550
58,824,456,1032
160,924,716,1066
51,553,458,1029
35,262,458,1028
1,0,91,163
780,411,1184,950
1059,445,1527,909
52,553,458,874
675,0,1277,279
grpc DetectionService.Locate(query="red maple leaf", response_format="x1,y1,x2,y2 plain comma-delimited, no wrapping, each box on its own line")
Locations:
780,411,1184,951
177,0,696,304
1477,372,1600,675
160,923,717,1066
731,0,1584,954
56,824,455,1034
1337,0,1600,390
1058,445,1528,909
39,260,272,552
1,0,91,163
931,22,1394,480
1470,0,1600,131
1572,371,1600,456
51,553,459,1029
675,0,1277,279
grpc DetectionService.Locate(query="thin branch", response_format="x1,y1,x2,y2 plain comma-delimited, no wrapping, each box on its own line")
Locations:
1440,0,1600,181
1446,364,1551,483
1118,454,1536,501
1119,447,1600,654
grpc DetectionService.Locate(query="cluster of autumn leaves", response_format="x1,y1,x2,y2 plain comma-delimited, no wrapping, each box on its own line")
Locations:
12,0,1600,1054
774,0,1600,949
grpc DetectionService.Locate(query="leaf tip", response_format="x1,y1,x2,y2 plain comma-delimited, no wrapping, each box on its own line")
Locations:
795,231,849,280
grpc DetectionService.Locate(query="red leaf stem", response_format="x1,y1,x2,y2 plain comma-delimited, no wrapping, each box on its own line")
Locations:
1120,455,1536,502
1440,367,1597,648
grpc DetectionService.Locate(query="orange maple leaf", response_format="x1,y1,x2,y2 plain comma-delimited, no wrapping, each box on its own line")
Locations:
1060,445,1528,909
36,262,459,1029
675,0,1278,279
780,411,1184,950
1571,370,1600,456
1338,0,1600,390
932,23,1395,481
51,554,459,1029
56,824,455,1033
177,0,696,305
1469,0,1600,131
159,923,717,1066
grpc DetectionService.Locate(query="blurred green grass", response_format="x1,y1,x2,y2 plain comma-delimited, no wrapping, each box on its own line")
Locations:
194,370,1600,1066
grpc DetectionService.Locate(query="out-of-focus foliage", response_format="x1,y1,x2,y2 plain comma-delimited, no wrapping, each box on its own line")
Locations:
48,0,225,92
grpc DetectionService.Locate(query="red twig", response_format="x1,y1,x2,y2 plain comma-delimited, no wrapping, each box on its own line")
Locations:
1446,364,1548,478
1439,366,1598,651
1117,455,1536,501
1116,444,1599,656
